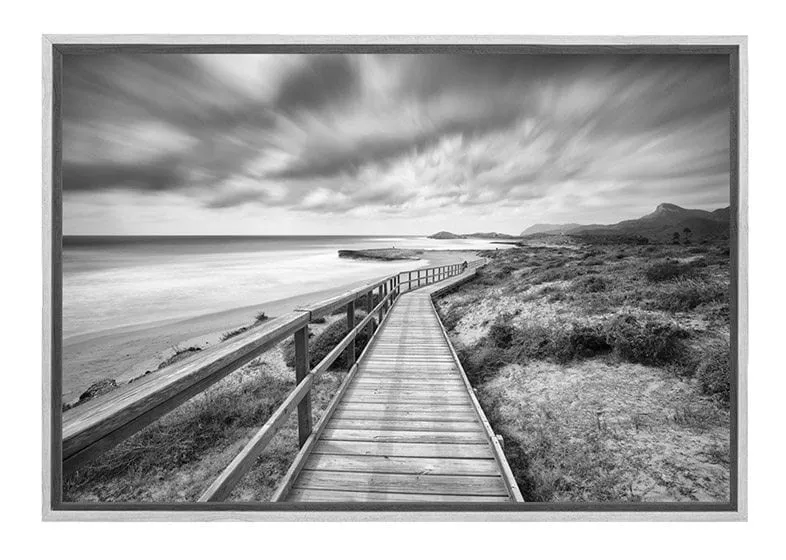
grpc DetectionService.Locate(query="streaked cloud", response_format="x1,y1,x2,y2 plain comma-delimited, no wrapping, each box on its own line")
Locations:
62,53,730,234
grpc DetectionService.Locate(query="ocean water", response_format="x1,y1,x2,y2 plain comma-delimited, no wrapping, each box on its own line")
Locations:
63,235,501,340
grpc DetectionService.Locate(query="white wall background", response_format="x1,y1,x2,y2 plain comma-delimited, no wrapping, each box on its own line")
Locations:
0,1,780,558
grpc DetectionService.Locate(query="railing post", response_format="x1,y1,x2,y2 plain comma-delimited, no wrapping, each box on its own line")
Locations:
366,290,374,336
378,285,384,322
408,271,412,292
346,300,356,366
294,326,311,447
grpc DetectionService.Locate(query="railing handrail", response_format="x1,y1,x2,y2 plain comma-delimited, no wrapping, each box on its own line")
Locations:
61,257,485,484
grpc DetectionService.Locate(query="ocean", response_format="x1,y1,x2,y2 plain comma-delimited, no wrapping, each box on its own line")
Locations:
63,235,501,341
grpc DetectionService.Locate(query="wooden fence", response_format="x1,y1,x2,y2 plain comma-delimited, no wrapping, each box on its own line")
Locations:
62,258,485,501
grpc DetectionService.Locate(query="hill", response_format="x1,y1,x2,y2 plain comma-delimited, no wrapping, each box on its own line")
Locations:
520,223,585,236
520,203,730,244
570,203,730,242
429,231,466,239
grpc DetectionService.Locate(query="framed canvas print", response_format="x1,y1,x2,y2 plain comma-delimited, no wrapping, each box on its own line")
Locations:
42,35,747,521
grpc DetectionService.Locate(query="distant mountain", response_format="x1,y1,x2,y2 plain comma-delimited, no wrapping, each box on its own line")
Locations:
520,203,730,243
569,203,730,242
520,223,584,236
428,231,518,240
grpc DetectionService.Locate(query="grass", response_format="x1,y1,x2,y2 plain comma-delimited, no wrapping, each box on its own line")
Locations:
644,259,695,282
435,239,731,502
220,310,271,342
64,341,349,502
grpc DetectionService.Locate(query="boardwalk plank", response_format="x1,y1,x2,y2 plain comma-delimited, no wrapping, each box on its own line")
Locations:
327,418,483,432
302,454,500,476
295,471,509,496
286,488,510,502
321,429,487,444
312,440,494,459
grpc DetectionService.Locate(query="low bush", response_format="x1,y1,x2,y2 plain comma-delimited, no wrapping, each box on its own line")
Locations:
440,305,466,331
476,318,611,367
644,260,695,282
221,311,270,341
695,340,731,403
650,279,727,312
488,319,517,349
283,311,376,370
530,266,581,284
456,344,508,384
604,313,689,366
554,323,611,362
572,274,609,293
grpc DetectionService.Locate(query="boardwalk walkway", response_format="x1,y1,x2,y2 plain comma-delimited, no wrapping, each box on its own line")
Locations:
284,274,523,502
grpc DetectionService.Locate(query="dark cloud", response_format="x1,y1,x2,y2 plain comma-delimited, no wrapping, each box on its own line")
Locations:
64,156,188,192
63,53,731,226
273,55,360,113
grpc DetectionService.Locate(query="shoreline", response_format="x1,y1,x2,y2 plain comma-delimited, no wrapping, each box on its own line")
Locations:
62,249,479,401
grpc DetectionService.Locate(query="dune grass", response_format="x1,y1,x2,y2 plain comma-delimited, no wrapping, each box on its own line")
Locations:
435,239,731,502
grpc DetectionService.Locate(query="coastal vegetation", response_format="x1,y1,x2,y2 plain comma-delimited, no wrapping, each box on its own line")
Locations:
435,238,731,502
63,314,350,502
220,311,270,341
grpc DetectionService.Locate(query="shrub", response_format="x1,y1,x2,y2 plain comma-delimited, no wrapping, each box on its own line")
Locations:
483,319,610,365
695,340,731,403
554,323,611,363
440,305,466,331
530,266,581,284
456,344,508,384
283,311,376,370
488,319,517,349
221,311,271,341
644,260,695,282
650,279,727,312
221,327,249,342
572,275,609,293
495,264,517,279
604,313,689,366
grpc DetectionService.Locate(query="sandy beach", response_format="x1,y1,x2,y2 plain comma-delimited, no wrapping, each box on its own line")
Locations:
62,249,479,402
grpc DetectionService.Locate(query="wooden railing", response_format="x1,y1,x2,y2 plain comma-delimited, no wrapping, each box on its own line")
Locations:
62,258,485,501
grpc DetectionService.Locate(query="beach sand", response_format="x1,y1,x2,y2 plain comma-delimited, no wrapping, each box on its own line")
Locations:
62,249,479,401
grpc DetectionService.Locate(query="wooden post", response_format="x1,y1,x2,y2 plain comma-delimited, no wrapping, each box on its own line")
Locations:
418,270,421,287
346,300,356,366
294,326,311,447
377,286,384,323
366,290,374,337
408,271,412,292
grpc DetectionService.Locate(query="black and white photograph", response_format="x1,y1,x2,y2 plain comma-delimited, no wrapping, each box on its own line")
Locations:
43,38,744,516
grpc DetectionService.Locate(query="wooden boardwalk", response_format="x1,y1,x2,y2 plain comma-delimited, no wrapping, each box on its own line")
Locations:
283,279,523,502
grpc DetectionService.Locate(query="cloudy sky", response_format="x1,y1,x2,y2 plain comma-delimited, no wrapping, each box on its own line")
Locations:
63,53,730,235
